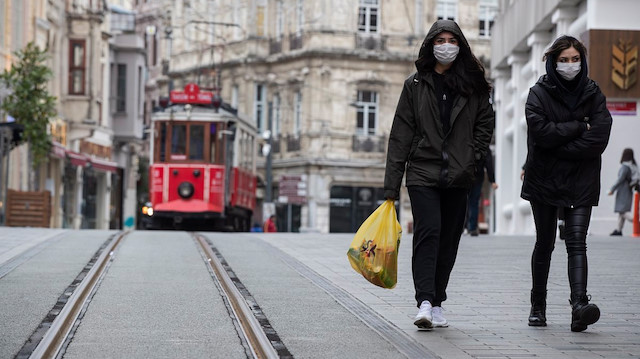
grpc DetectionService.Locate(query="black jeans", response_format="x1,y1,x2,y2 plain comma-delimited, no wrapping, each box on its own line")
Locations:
530,202,592,296
409,186,468,307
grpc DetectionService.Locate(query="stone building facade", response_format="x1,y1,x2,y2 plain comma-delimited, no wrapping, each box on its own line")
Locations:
0,0,145,230
138,0,497,233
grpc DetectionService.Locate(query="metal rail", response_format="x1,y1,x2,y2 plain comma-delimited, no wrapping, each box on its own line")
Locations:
194,234,279,359
28,231,127,359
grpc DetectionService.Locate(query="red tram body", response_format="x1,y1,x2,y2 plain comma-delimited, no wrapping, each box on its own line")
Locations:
146,84,257,231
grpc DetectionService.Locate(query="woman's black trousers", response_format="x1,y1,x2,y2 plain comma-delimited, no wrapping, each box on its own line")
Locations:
408,186,468,307
530,201,592,297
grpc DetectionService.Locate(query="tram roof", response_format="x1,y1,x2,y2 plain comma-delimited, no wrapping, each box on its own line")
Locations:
151,104,254,129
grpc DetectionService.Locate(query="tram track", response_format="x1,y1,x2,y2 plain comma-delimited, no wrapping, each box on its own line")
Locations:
15,231,289,359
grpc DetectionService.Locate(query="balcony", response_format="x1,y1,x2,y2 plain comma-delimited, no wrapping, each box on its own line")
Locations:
289,32,303,51
269,38,283,54
286,135,301,152
355,34,386,51
352,135,386,153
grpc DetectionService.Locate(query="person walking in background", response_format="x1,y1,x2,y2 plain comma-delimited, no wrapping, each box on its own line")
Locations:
467,149,498,236
521,35,612,331
384,19,494,330
608,148,639,236
263,214,277,233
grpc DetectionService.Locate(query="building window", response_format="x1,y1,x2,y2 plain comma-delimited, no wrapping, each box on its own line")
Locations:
295,0,304,37
355,90,378,136
276,1,284,40
479,0,498,38
293,91,302,136
436,0,457,22
273,93,281,136
116,64,127,112
256,0,266,37
254,84,266,132
231,85,239,109
69,39,86,95
358,0,379,34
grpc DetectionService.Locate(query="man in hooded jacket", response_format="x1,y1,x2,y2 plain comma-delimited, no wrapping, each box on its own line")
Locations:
384,19,494,329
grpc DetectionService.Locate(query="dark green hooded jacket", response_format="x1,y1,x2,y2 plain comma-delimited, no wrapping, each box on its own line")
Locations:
383,20,494,199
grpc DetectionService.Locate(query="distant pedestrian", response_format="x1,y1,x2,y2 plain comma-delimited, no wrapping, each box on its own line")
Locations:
384,19,494,330
608,148,638,236
466,150,498,236
263,215,277,233
521,35,612,332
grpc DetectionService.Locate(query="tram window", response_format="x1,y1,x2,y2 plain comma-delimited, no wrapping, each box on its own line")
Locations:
189,125,205,160
171,124,187,157
210,123,217,163
159,122,166,162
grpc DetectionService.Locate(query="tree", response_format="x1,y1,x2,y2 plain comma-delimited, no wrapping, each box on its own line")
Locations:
0,42,57,170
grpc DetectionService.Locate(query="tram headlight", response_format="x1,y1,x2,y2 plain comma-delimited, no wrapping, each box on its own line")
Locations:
178,182,195,199
142,202,153,216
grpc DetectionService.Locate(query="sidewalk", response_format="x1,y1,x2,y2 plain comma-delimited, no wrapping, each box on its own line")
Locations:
266,233,640,359
0,227,67,267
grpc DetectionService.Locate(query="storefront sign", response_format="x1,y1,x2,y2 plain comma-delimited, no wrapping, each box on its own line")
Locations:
607,101,637,116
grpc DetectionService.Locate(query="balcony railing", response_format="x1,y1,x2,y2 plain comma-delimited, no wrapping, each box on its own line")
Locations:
355,34,386,51
286,135,301,152
272,137,281,154
352,135,386,152
269,38,282,54
289,32,303,51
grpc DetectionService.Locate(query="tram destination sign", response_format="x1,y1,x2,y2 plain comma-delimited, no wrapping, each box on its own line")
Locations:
170,83,213,105
278,174,307,204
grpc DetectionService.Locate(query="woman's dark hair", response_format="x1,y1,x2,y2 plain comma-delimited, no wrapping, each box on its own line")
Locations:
415,35,491,97
621,148,637,164
543,35,587,62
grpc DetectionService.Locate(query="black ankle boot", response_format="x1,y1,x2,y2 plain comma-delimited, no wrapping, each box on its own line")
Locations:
528,290,547,326
570,293,600,332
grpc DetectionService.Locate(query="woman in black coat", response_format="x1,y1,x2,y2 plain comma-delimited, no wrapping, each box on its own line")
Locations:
522,35,612,332
384,19,494,329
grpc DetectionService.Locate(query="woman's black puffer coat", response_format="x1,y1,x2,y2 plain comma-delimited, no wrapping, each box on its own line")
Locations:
521,60,612,208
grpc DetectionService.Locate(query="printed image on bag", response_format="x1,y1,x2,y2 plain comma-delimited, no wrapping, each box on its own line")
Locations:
347,200,402,289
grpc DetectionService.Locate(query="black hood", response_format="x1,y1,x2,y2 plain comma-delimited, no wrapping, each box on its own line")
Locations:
416,20,471,71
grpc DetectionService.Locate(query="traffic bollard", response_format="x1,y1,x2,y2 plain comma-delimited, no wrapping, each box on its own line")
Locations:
633,192,640,238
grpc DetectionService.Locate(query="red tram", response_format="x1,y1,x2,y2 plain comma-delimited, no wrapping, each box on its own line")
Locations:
146,84,257,231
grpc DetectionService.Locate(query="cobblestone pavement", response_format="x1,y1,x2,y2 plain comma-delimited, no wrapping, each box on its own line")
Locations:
2,228,639,358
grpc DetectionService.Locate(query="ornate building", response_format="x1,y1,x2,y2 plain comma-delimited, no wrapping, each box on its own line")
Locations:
137,0,497,233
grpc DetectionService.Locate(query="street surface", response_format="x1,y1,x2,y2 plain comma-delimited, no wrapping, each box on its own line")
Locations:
1,228,639,358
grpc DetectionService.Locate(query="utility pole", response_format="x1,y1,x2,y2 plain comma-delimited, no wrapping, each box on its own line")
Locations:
265,101,273,203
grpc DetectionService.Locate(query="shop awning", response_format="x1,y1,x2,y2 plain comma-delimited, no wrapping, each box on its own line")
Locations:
50,143,121,173
67,151,89,167
90,158,120,173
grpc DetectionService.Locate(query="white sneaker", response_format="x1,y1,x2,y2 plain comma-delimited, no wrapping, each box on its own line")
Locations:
414,300,433,329
432,306,448,327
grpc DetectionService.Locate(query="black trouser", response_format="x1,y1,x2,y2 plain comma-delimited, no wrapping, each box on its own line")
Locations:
409,186,468,307
530,202,592,296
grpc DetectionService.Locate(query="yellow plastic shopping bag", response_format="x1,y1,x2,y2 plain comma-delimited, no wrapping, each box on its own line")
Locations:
347,199,402,289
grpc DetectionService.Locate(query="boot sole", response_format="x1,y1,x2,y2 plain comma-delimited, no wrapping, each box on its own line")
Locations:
571,306,600,332
528,321,547,327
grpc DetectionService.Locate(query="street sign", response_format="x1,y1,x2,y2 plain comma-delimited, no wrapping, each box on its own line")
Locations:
279,174,307,204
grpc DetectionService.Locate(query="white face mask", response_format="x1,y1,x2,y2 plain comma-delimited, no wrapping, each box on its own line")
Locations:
556,62,581,80
433,43,459,65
